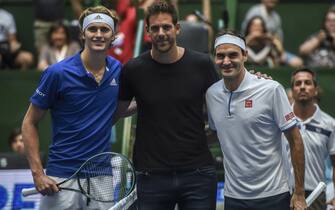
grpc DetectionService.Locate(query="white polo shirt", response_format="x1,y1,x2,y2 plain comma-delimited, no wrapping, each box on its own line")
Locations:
283,104,335,191
206,70,297,199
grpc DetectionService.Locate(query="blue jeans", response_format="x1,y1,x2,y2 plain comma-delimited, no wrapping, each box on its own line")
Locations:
136,166,217,210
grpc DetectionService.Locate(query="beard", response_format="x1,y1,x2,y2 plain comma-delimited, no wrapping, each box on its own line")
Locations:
152,38,174,53
296,95,314,106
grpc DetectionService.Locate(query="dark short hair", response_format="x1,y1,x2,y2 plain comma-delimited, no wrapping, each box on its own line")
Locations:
48,22,70,46
245,16,267,36
291,67,318,87
214,29,247,54
8,128,21,147
145,0,178,27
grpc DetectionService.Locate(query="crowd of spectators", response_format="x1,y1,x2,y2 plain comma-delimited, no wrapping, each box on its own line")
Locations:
244,16,284,67
299,5,335,68
0,8,33,70
0,0,334,70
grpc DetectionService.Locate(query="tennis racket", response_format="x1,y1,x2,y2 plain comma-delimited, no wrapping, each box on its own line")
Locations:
108,187,137,210
22,152,136,203
306,181,326,207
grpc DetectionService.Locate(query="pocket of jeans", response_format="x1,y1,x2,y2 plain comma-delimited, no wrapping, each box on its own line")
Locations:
136,171,150,176
196,166,217,178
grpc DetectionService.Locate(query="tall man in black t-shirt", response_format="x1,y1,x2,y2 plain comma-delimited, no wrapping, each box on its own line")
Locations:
115,1,219,209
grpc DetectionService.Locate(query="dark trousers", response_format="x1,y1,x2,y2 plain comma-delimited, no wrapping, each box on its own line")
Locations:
136,166,217,210
224,192,291,210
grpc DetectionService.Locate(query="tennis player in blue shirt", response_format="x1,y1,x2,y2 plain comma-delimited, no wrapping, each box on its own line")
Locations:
21,6,127,210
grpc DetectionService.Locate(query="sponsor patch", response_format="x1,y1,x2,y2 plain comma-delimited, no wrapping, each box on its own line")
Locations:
35,88,46,97
285,112,295,121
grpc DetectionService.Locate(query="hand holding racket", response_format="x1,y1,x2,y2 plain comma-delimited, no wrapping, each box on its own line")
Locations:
32,173,60,196
291,182,326,209
22,152,136,204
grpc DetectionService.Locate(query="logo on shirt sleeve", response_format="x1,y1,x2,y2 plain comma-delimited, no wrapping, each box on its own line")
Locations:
285,112,295,121
35,88,46,97
245,99,253,108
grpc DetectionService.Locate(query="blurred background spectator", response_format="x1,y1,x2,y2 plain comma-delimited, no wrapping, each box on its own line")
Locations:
299,6,335,68
242,0,283,41
177,0,213,53
34,0,65,55
241,0,303,68
70,0,117,18
108,0,137,64
37,22,80,71
245,16,283,67
5,127,46,169
0,8,33,70
8,128,24,155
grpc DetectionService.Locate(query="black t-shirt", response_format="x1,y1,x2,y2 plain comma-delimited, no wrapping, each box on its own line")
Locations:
119,49,219,171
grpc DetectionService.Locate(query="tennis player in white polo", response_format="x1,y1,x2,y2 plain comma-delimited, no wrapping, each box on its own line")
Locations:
282,68,335,210
206,30,307,210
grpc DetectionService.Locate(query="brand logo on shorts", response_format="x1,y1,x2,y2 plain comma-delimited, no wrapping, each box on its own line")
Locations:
110,78,117,86
245,99,252,108
285,112,295,121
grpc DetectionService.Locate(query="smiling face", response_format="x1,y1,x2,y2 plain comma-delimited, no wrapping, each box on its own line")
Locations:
215,43,247,79
82,22,115,52
292,71,318,104
147,12,180,53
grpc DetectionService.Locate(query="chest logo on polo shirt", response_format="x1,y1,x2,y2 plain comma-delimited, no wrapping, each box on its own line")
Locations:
110,78,118,86
245,99,253,108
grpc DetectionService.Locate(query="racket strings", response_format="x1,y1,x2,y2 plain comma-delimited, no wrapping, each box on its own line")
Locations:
78,154,135,202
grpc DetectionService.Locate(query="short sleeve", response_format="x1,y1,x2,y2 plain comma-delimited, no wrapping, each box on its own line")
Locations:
30,67,60,109
118,63,134,101
272,84,297,131
327,121,335,155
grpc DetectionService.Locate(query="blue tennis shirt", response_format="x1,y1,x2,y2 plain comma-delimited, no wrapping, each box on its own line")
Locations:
30,52,121,177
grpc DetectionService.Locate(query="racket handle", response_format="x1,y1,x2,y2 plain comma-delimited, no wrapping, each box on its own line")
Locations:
306,182,327,207
22,188,39,197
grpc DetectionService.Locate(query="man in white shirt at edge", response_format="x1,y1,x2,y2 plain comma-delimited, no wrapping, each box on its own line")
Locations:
283,68,335,210
205,30,307,210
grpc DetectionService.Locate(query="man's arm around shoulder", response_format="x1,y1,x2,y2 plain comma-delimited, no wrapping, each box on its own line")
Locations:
112,100,137,125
